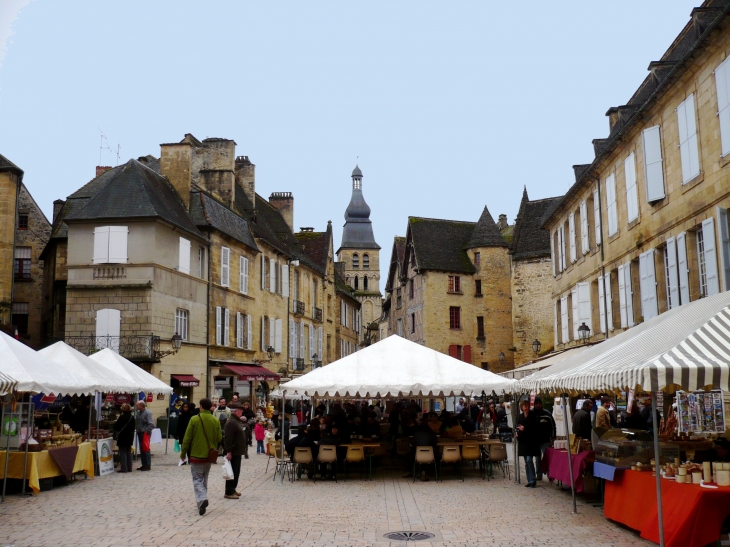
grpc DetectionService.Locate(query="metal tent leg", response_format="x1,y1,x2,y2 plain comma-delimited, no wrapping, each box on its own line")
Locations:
652,396,665,547
562,396,577,514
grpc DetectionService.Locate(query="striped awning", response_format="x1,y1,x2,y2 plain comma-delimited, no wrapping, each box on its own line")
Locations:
518,291,730,396
0,370,19,394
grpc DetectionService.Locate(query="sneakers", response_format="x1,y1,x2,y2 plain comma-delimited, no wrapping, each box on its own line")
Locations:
199,499,208,515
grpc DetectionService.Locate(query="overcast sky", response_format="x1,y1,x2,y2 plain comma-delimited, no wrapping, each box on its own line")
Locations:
0,1,698,291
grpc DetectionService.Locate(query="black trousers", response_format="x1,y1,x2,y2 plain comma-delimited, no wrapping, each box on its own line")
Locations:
225,455,242,495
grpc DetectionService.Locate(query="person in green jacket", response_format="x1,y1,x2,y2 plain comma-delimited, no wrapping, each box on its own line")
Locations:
181,398,222,515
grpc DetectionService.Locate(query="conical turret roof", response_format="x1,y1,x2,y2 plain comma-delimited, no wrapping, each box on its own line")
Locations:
339,166,379,251
466,206,507,249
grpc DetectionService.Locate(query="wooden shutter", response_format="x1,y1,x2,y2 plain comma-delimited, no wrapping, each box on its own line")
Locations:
93,226,110,264
593,188,602,245
554,301,559,347
178,238,191,274
224,308,230,346
261,316,266,351
606,173,618,236
560,295,569,343
604,273,613,331
550,232,557,276
240,257,249,294
299,322,305,359
216,306,222,345
666,237,680,309
598,276,606,334
275,319,282,353
716,58,730,157
269,317,275,349
246,314,252,349
717,207,730,291
261,255,266,290
108,226,128,263
624,263,635,327
677,232,690,305
236,312,243,348
702,217,720,296
269,258,276,293
282,264,289,297
577,282,591,334
677,94,700,183
463,345,472,364
571,287,579,340
448,345,458,358
639,250,658,320
309,325,315,359
289,319,296,358
95,308,109,339
221,247,230,287
642,126,665,201
558,226,566,271
580,200,589,254
568,212,576,263
318,327,323,358
618,264,628,328
625,152,639,222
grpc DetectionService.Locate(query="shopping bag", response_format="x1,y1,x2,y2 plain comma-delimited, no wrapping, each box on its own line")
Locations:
221,458,235,480
142,432,151,452
174,439,180,453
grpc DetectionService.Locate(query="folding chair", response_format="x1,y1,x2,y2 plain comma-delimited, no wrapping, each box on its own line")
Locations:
344,445,366,480
317,445,338,482
293,447,313,481
461,443,484,479
413,446,438,482
440,445,462,481
272,442,293,482
487,442,510,480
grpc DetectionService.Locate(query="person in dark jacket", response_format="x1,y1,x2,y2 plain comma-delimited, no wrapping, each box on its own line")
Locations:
176,403,194,446
223,404,247,499
517,400,540,487
572,400,593,440
533,397,556,481
113,404,135,473
403,423,439,481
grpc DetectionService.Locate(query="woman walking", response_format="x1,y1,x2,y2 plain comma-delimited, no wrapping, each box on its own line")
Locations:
516,400,540,488
113,403,135,473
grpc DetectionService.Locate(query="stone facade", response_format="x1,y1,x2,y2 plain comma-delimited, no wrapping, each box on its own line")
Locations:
0,158,22,327
511,257,554,365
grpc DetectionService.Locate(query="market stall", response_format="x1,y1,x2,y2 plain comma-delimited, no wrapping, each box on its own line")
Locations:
0,442,94,494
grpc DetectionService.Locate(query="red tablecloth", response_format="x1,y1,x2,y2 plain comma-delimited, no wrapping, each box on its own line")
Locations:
541,448,594,493
604,469,730,547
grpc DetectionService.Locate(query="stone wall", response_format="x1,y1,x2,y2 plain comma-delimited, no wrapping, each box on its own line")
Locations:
511,257,554,365
0,170,19,324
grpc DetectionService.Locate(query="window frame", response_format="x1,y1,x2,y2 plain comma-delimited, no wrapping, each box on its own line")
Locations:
175,309,189,341
449,306,461,329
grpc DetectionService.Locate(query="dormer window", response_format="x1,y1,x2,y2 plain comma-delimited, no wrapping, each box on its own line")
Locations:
352,254,359,268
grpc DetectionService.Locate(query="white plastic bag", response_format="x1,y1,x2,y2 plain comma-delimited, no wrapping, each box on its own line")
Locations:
221,457,234,480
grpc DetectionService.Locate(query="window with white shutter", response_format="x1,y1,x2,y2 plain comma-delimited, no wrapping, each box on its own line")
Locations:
639,250,658,320
606,173,618,236
642,126,665,201
593,188,602,245
236,312,243,348
93,227,110,264
625,152,639,223
568,213,576,263
677,232,690,305
221,247,230,287
318,327,323,359
269,316,275,349
93,226,129,264
178,238,191,274
261,316,266,351
618,265,628,328
95,308,121,352
175,309,188,341
289,319,297,358
624,263,635,327
216,306,222,345
576,282,591,336
551,232,557,276
269,258,276,294
702,217,720,296
246,314,252,349
665,238,680,309
282,264,290,297
275,318,282,353
554,301,559,347
716,57,730,157
580,200,589,254
598,277,606,334
717,207,730,291
598,274,613,333
677,94,701,184
560,295,569,343
309,326,315,359
558,225,566,271
239,257,249,294
571,287,579,340
261,255,267,290
224,308,230,346
299,322,305,360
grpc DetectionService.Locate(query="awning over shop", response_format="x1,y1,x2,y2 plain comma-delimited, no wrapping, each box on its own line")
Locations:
220,365,280,382
171,374,200,387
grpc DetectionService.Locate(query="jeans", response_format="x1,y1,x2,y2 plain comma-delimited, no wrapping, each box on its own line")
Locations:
225,455,241,495
524,455,536,485
118,446,132,472
257,440,264,454
137,432,151,467
191,462,212,509
536,441,551,479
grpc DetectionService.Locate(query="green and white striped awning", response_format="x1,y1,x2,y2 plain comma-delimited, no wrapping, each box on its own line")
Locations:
518,291,730,396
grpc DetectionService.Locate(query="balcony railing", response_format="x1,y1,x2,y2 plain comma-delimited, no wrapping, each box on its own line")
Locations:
292,358,305,371
65,334,159,362
293,300,305,316
312,360,323,369
93,267,127,280
313,307,323,322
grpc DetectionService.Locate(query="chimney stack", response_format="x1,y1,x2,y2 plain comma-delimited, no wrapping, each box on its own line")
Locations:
235,156,256,208
53,199,65,223
160,142,193,210
96,166,112,178
269,192,294,232
497,214,508,230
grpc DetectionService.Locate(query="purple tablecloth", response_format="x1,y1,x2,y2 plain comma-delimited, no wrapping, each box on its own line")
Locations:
542,448,594,492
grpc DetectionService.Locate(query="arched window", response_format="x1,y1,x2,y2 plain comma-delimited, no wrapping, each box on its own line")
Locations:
363,254,370,269
354,276,359,290
352,254,359,268
363,276,369,290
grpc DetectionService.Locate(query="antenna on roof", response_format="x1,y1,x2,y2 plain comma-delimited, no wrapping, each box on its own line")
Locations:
97,127,121,166
115,144,121,166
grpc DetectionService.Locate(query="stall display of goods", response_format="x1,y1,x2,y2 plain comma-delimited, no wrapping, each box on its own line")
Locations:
660,460,730,486
677,390,726,434
595,428,678,468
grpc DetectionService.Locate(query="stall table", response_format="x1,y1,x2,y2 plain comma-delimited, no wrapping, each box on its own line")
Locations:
604,469,730,547
541,448,594,493
0,442,95,494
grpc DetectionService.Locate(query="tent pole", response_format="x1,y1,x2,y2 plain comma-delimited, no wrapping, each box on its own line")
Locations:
280,390,286,484
21,402,33,496
1,396,8,503
88,394,93,440
562,395,577,514
652,396,665,547
164,395,170,455
512,397,520,484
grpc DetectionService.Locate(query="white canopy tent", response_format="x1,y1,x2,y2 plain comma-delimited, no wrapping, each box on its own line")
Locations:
89,349,173,394
0,331,95,395
38,341,133,395
0,370,18,395
281,335,516,398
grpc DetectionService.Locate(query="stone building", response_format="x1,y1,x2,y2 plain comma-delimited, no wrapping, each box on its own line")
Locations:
510,188,562,365
545,3,730,351
334,263,361,359
336,166,381,343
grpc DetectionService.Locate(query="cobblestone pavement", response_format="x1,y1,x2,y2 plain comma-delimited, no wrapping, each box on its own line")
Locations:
0,444,651,547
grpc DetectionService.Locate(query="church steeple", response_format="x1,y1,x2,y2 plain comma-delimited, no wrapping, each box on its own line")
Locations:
339,165,380,251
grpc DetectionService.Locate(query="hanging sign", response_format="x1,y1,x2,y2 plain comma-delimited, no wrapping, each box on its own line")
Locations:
146,392,153,403
114,394,132,405
105,393,114,403
97,438,115,476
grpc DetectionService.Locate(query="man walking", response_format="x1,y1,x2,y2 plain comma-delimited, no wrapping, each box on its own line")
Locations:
213,398,231,452
533,397,556,481
242,402,255,446
224,403,246,500
135,401,154,471
181,398,222,515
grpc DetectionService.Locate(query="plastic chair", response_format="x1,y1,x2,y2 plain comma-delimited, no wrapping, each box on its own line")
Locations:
413,446,438,482
461,443,484,479
317,445,338,483
266,441,279,474
440,445,462,481
293,447,313,480
487,442,510,480
344,445,366,480
271,442,293,482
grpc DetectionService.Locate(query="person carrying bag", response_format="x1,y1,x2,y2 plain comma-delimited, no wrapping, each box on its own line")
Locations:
180,398,222,515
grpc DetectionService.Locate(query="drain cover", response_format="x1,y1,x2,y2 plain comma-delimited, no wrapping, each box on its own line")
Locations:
384,531,435,541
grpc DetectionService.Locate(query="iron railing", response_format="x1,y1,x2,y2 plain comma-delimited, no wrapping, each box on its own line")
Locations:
293,300,305,315
313,307,323,322
292,358,305,371
65,334,159,361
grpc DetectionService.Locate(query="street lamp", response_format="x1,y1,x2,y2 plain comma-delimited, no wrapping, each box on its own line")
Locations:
578,322,591,343
266,346,275,360
498,351,505,362
532,339,542,355
171,333,183,352
154,333,183,359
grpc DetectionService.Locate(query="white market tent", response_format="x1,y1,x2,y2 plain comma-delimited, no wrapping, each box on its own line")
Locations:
501,346,588,380
281,335,516,398
0,370,18,395
0,331,94,395
89,349,173,394
517,290,730,396
38,341,132,395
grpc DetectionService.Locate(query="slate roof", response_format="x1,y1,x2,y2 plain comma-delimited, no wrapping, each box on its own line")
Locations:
0,154,23,176
512,192,564,260
466,206,507,249
295,222,332,272
189,191,258,251
407,217,477,274
334,263,359,303
384,236,406,292
65,159,203,238
340,166,379,252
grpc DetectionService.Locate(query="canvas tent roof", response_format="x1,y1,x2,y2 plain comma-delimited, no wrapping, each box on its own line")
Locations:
0,370,18,395
89,349,173,394
39,342,133,394
518,290,730,396
281,335,516,398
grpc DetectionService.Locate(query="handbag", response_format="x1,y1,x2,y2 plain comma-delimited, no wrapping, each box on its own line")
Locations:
142,432,151,452
199,415,219,463
221,457,234,480
174,439,180,453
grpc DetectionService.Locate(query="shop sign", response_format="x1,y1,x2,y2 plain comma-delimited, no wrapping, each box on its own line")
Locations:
40,393,57,404
146,392,153,403
156,393,165,400
97,438,115,476
105,393,114,403
241,375,268,381
114,394,132,405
